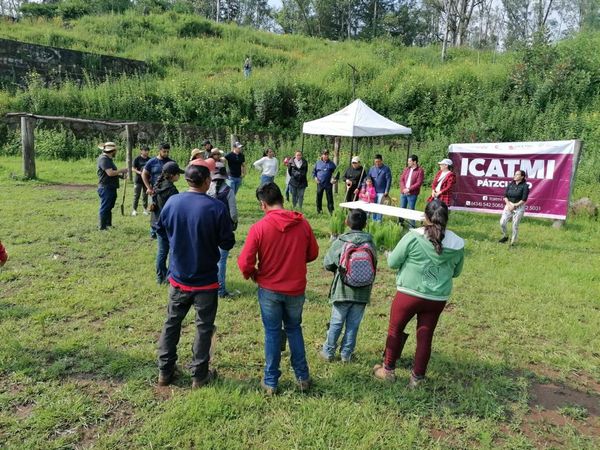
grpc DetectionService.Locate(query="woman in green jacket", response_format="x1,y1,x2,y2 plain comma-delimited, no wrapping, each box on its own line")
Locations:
373,199,464,387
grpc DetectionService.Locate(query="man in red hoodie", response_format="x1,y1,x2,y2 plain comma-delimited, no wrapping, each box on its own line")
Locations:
238,182,319,395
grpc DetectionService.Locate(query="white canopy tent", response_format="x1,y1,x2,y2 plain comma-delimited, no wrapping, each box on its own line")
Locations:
302,99,412,137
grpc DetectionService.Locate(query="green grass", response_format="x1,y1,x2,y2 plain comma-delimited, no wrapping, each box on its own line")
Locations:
0,156,599,449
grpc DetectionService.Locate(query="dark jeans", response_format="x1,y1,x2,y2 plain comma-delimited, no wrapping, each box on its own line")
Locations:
289,185,306,209
132,182,148,211
156,233,169,284
384,291,446,377
345,185,359,202
157,285,218,379
316,183,334,213
97,185,117,229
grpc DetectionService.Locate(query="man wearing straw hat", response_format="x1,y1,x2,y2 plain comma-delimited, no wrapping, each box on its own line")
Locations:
97,142,128,230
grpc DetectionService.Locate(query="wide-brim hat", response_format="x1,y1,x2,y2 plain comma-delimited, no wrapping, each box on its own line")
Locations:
190,148,203,160
99,142,117,152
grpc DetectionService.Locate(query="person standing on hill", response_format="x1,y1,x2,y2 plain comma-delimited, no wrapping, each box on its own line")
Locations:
253,148,279,185
287,150,308,211
367,154,392,222
373,199,464,388
131,145,151,216
142,143,173,238
156,164,235,389
225,141,246,195
313,150,337,215
400,154,425,227
244,57,252,77
427,158,456,206
238,183,319,395
96,142,128,230
344,156,366,202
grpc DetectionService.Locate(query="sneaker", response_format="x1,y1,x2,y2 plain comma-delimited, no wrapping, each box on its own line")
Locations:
408,372,424,389
260,379,277,396
498,236,508,243
340,355,352,363
131,210,137,216
319,350,333,362
143,209,150,216
192,368,217,389
297,378,312,393
372,364,396,382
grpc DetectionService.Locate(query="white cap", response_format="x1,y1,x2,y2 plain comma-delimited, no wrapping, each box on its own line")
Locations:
438,158,453,166
351,156,360,163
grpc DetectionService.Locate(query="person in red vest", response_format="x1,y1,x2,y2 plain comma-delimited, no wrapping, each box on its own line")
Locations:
427,158,456,206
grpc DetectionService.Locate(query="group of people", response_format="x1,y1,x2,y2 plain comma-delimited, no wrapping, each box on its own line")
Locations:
93,140,532,393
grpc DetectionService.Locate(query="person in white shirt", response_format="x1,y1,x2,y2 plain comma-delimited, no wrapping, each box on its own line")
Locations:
253,148,279,186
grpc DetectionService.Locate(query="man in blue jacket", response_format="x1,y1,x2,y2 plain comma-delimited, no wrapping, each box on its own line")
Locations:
367,154,392,221
312,150,337,214
156,164,235,389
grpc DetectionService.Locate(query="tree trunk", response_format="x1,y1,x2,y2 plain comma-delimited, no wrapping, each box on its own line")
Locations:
21,116,36,179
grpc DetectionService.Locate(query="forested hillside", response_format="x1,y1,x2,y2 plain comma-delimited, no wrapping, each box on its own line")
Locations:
1,11,599,183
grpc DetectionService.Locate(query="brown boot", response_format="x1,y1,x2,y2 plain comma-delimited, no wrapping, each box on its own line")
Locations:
260,380,277,396
297,377,312,393
373,364,396,382
157,366,180,386
192,368,217,389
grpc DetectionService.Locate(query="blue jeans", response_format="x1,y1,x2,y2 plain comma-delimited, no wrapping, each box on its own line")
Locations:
258,287,309,388
322,302,366,360
260,175,275,185
97,185,117,229
217,247,228,296
400,193,418,227
229,176,242,194
372,193,385,222
156,233,169,284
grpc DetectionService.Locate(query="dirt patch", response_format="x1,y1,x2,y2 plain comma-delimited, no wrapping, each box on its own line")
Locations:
38,183,96,191
520,382,600,446
527,363,600,394
15,403,34,419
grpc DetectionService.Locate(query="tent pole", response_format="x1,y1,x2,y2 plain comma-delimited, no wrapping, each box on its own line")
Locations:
406,136,412,163
301,134,305,153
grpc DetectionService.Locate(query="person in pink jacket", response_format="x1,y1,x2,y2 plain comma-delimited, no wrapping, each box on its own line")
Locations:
357,177,376,203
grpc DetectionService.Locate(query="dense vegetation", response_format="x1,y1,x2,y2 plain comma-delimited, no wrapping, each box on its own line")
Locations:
1,11,599,185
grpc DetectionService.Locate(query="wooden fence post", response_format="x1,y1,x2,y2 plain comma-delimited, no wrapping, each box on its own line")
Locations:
125,124,134,182
21,116,36,179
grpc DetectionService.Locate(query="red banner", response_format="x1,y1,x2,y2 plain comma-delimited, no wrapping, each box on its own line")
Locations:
449,141,580,220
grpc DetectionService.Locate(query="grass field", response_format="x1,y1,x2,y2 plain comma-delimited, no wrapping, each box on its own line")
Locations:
0,156,599,449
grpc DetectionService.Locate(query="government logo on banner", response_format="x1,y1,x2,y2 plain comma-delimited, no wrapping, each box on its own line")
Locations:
449,140,581,220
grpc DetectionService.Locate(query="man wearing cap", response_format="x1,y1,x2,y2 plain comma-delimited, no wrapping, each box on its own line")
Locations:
225,142,245,195
367,154,392,222
142,143,172,238
97,142,128,230
428,158,456,206
156,164,235,389
312,150,337,214
131,145,150,216
208,162,238,298
399,154,425,225
343,156,366,202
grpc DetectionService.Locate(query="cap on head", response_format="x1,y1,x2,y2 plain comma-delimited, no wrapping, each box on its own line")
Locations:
162,161,184,175
212,161,228,180
233,141,243,149
438,158,453,166
190,157,216,173
203,139,212,146
351,156,360,163
99,142,117,153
